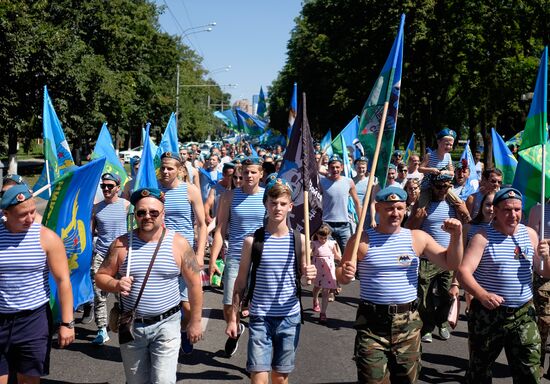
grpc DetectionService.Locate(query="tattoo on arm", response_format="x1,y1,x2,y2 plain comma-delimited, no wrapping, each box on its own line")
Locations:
183,247,201,273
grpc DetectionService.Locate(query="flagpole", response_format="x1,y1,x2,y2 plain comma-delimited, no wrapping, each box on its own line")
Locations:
32,183,51,197
45,159,52,198
350,102,390,264
541,139,546,271
126,214,134,277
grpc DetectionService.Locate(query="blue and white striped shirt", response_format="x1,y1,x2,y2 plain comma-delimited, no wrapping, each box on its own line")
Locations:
93,198,128,257
467,222,491,244
421,200,456,248
227,187,265,261
0,222,49,312
474,224,534,307
359,228,419,304
119,230,181,317
421,152,452,189
249,231,300,317
160,182,195,248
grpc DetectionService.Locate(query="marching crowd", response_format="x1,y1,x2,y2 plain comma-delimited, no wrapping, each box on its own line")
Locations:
1,127,550,383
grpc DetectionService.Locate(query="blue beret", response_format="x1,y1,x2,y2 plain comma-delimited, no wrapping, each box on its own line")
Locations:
328,154,342,164
130,188,165,206
233,154,247,164
2,174,26,186
101,172,121,185
437,128,457,140
493,187,522,206
243,156,263,166
265,173,278,185
354,156,368,164
160,152,181,163
388,163,397,170
375,186,407,202
393,150,403,156
1,184,33,209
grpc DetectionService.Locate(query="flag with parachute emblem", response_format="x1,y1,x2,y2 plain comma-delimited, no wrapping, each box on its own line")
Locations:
358,14,405,189
278,93,323,235
91,122,128,187
403,133,415,163
236,108,266,136
34,86,75,199
42,157,106,320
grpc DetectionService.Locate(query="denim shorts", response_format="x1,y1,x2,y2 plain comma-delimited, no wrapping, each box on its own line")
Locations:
222,258,240,306
247,312,301,374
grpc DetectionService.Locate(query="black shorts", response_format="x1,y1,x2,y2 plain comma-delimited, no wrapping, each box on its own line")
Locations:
0,304,52,377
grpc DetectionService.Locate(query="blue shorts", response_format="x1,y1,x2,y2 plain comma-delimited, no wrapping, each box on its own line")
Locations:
222,258,240,306
178,276,188,302
0,304,52,377
247,312,301,374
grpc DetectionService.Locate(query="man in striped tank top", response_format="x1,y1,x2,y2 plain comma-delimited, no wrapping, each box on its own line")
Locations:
89,173,130,345
95,188,203,384
209,157,266,357
0,185,75,382
226,180,316,384
337,186,463,384
458,188,550,383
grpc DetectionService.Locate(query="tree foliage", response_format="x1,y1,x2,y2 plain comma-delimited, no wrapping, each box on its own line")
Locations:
0,0,229,156
269,0,549,163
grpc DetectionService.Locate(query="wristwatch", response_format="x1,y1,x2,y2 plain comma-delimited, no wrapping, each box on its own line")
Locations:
60,320,75,329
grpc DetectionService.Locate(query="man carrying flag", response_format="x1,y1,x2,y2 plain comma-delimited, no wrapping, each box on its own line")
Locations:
0,185,75,382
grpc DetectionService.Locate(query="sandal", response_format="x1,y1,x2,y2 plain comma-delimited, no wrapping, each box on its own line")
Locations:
313,301,320,312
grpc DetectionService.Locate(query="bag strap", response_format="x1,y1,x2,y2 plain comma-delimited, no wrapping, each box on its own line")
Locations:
292,229,304,324
132,228,166,310
246,227,266,305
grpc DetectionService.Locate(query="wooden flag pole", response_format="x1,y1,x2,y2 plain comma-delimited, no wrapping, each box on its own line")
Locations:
126,214,134,277
304,189,311,266
350,101,390,265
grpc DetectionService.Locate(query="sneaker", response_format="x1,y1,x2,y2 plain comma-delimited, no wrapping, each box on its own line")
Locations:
225,323,245,357
438,326,451,340
91,328,110,345
81,303,94,324
181,331,194,355
421,333,433,343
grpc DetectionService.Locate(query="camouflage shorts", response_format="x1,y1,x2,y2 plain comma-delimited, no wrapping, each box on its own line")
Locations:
354,303,422,384
466,299,541,383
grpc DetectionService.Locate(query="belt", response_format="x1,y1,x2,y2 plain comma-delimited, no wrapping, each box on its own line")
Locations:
473,299,532,315
326,221,349,227
361,300,418,315
134,304,181,325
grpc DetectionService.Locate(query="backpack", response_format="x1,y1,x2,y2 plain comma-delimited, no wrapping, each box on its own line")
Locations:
244,227,304,323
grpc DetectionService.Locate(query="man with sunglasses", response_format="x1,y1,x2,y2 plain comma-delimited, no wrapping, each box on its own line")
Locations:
89,173,130,344
407,174,463,343
96,188,203,384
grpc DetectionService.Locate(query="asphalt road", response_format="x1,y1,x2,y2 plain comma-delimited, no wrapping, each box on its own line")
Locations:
44,281,550,384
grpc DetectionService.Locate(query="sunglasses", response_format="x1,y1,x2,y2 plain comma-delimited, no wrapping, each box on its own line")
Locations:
100,183,116,190
135,209,162,218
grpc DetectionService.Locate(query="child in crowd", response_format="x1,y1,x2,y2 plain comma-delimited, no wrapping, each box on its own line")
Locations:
311,224,341,323
418,128,471,222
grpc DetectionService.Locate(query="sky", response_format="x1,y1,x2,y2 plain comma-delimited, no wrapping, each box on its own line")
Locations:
157,0,303,105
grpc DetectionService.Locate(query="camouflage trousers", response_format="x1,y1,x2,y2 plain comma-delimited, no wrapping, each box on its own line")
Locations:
417,259,452,334
91,253,108,329
533,274,550,371
466,299,541,384
354,303,422,383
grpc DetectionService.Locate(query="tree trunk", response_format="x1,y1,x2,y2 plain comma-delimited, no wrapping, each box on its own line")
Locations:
7,127,18,174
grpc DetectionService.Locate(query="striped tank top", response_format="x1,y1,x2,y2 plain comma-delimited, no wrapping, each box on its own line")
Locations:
421,152,452,189
119,230,181,317
359,228,419,304
160,182,195,248
421,200,456,247
227,187,265,261
249,231,300,317
0,222,49,312
467,222,491,244
474,224,534,307
93,198,128,257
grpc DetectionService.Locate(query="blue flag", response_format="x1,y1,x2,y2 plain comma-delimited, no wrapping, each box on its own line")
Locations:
332,116,362,160
320,130,332,153
236,108,266,136
135,123,157,191
155,112,179,167
257,86,267,118
91,123,128,187
287,82,298,144
403,133,415,163
491,128,518,185
34,86,75,199
42,157,106,319
458,140,479,198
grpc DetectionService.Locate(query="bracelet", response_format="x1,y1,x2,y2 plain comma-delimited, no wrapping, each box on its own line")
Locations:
451,283,460,288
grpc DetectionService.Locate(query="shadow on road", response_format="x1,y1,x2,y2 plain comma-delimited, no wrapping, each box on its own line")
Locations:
58,327,122,363
177,347,249,381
